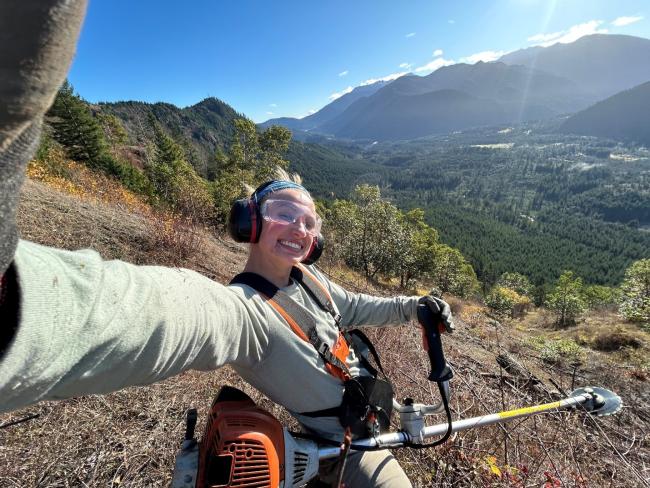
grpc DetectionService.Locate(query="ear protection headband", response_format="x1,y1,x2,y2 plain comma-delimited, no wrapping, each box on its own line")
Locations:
228,180,325,265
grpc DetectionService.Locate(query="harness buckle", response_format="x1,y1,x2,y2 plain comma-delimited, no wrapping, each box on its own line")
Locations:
317,342,330,355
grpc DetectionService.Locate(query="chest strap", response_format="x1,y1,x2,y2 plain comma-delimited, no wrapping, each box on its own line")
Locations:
291,264,342,325
230,268,350,381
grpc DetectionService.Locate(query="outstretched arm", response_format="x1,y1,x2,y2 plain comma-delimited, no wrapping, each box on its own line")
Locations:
1,241,270,413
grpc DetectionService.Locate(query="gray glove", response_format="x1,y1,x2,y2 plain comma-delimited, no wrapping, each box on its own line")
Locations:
418,295,455,333
0,0,87,276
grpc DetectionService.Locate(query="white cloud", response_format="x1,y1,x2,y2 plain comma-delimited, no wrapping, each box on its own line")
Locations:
448,20,455,24
414,57,455,73
329,86,353,100
459,50,506,64
405,32,416,38
527,31,563,43
360,71,408,86
528,20,608,47
269,103,277,107
266,111,274,115
399,62,412,69
308,109,317,114
433,49,443,57
338,70,349,77
612,15,643,27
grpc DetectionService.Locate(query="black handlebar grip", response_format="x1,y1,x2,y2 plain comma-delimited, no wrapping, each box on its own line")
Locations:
417,304,454,383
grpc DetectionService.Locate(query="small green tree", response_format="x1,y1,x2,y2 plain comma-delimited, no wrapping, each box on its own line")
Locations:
546,271,586,328
431,244,479,297
397,209,439,289
619,259,650,329
496,272,532,297
349,185,405,279
326,185,415,280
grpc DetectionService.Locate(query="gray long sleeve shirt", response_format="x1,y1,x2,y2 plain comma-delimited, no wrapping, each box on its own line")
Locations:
1,240,419,439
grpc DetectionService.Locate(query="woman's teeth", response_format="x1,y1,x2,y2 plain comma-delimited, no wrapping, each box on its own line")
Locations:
280,240,301,250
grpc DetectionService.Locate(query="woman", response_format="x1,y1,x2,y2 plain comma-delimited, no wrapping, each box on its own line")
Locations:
224,174,454,486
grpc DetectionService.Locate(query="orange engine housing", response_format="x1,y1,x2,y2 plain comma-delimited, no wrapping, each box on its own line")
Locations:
197,387,285,488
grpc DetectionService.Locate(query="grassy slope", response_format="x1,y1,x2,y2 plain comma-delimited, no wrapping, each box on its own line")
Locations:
0,168,648,487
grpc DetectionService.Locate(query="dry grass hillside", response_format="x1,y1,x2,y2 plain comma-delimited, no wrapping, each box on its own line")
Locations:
1,163,649,487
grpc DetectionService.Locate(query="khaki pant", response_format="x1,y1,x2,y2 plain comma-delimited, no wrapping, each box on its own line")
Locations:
313,450,412,488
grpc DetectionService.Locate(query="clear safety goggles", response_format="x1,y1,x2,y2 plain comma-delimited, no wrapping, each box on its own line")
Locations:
260,199,322,236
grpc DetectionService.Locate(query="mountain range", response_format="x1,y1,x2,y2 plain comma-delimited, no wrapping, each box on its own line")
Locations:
264,34,650,142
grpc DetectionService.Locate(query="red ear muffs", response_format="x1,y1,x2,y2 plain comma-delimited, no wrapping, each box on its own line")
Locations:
301,234,324,265
228,198,262,243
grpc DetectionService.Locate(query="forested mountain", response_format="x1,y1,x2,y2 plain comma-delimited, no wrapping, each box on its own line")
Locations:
261,80,388,132
499,34,650,99
97,97,243,178
559,81,650,146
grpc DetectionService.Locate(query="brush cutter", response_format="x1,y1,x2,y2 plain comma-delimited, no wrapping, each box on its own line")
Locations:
171,305,622,488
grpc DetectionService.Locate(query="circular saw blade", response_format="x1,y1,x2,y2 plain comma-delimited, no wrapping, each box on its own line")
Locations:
570,386,623,417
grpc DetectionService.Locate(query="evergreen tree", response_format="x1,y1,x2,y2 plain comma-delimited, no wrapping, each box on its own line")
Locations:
47,81,150,195
47,80,107,166
147,121,213,221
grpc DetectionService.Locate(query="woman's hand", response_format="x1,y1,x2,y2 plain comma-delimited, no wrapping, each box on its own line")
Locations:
418,295,455,333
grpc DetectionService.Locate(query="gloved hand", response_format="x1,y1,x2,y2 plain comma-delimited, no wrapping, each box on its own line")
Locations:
418,295,455,333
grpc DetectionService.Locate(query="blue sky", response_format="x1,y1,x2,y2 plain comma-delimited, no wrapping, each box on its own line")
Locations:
69,0,649,122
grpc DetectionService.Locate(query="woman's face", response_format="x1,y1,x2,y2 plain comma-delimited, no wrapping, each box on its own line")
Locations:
254,189,318,268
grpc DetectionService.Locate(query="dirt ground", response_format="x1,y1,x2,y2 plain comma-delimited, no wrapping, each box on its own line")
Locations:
1,179,648,487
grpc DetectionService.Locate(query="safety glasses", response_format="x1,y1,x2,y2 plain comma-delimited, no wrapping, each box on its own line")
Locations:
260,199,322,236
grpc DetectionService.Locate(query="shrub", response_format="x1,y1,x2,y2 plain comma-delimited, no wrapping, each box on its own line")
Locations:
528,337,585,365
496,272,532,297
619,259,650,329
485,286,531,318
591,328,643,352
581,285,621,311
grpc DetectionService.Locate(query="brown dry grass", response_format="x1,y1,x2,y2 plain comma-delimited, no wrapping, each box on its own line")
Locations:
1,173,649,487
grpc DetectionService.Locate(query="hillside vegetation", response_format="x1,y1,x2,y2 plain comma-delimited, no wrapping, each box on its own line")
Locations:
1,146,648,487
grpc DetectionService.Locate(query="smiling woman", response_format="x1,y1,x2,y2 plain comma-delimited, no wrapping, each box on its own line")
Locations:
231,174,323,287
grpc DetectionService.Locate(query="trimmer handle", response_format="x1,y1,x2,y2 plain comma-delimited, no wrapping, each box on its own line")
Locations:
417,304,453,383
